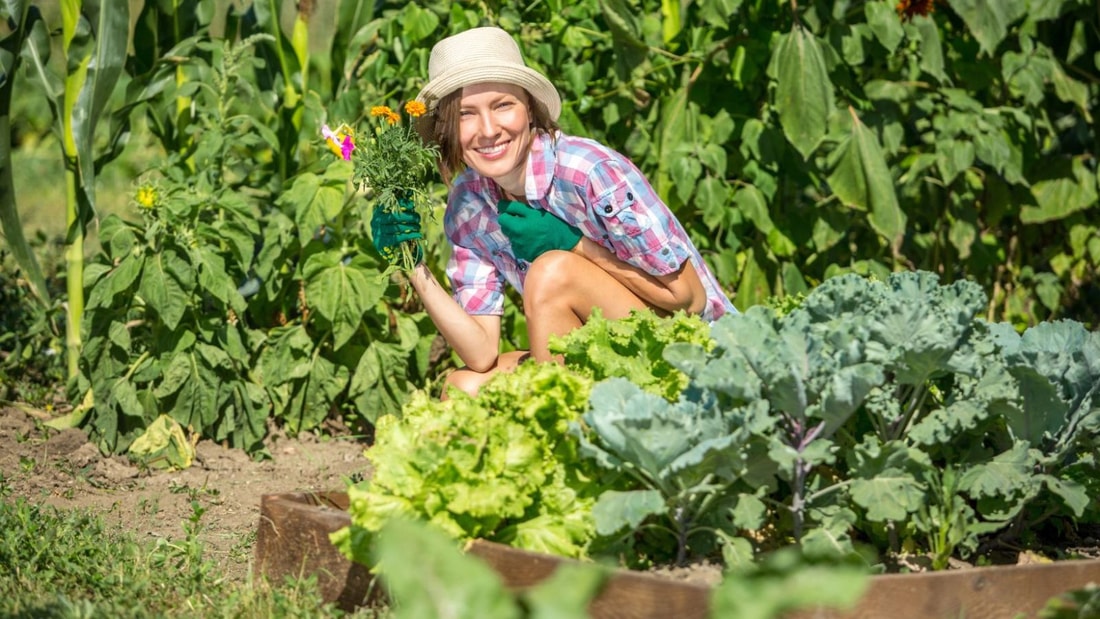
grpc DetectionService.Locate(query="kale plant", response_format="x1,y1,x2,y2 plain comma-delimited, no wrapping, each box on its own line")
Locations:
579,271,1100,569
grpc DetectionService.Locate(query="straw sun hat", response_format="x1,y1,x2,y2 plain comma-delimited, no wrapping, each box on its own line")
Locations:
414,27,561,141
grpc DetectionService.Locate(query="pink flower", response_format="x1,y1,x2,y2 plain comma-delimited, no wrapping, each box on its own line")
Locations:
322,123,355,161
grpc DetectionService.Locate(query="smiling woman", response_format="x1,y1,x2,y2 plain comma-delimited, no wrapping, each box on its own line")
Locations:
369,26,738,398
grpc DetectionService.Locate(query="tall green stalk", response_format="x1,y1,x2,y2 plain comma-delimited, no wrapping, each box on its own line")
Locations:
23,0,130,378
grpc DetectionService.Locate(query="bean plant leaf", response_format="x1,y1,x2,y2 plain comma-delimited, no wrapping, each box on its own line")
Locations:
1023,157,1098,224
827,108,906,248
279,163,351,247
949,0,1028,56
771,24,833,160
350,341,415,424
864,0,904,54
303,251,382,349
913,15,949,84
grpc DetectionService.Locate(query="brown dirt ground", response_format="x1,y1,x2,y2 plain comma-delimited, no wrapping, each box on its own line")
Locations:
0,404,372,584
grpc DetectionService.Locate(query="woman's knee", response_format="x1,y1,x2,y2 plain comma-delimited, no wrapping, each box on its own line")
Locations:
440,350,530,399
441,368,489,399
523,250,577,306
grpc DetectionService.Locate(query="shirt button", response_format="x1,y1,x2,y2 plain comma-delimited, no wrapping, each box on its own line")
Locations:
519,263,528,271
603,205,613,214
661,247,670,255
626,192,634,200
602,234,609,240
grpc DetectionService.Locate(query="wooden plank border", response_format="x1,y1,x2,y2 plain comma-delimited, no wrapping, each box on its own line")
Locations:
254,491,1100,618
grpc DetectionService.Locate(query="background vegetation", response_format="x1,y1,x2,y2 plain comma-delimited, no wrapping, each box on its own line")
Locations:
1,0,1097,455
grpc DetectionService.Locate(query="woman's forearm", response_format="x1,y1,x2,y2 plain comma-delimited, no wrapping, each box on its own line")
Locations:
571,237,706,315
407,263,502,371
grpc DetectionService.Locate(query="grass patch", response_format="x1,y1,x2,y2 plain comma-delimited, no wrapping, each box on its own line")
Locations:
0,495,388,618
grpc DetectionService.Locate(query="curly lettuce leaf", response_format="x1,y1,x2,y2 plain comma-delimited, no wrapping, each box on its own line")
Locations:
335,362,599,562
549,308,712,401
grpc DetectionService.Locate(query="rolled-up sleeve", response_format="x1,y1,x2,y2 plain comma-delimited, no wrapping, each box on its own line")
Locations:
586,160,692,276
447,244,506,316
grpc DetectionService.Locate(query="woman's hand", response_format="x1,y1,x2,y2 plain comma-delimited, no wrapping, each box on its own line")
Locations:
497,200,583,262
370,198,423,266
572,237,706,315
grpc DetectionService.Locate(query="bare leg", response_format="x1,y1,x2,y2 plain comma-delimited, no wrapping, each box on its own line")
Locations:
440,250,651,397
522,250,653,362
441,350,531,399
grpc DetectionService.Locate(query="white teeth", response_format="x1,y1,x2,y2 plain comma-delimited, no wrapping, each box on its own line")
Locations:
477,144,506,155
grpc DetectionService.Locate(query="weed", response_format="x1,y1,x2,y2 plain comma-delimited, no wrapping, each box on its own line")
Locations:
230,529,258,565
137,497,161,516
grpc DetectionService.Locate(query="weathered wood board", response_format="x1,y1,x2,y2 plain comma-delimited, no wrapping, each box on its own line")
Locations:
255,491,1100,618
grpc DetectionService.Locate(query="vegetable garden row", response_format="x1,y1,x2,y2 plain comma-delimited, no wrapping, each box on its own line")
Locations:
330,272,1099,591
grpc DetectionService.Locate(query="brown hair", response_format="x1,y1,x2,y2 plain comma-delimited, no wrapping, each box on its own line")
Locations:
429,88,560,185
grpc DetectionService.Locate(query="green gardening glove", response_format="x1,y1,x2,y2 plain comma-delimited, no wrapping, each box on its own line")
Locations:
371,196,423,267
497,200,583,263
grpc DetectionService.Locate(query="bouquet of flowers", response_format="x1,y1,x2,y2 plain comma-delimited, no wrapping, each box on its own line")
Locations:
322,101,439,271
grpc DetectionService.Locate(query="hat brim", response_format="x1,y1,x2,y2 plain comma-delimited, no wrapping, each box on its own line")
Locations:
414,65,561,143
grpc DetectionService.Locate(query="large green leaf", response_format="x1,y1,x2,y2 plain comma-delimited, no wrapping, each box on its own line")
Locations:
591,489,665,536
70,0,130,220
771,24,833,160
865,0,904,54
0,2,50,304
283,354,349,434
1022,158,1098,224
370,518,521,619
278,163,351,246
302,251,382,349
949,0,1027,56
139,249,192,331
349,341,413,423
827,108,906,248
733,246,771,310
847,439,929,522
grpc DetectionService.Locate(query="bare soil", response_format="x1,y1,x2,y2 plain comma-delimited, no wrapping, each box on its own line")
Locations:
0,405,372,584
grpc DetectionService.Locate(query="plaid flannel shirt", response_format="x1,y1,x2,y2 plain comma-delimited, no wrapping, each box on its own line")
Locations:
443,131,737,322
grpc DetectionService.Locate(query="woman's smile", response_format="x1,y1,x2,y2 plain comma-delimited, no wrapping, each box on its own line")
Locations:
459,82,533,196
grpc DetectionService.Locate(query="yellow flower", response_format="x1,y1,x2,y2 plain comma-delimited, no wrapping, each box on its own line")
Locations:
371,105,400,125
136,186,157,209
404,100,427,118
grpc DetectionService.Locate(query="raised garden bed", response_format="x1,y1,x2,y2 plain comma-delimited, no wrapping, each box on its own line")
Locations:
254,490,1100,618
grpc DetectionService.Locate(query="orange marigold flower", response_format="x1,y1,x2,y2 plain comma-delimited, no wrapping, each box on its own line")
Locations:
897,0,941,20
370,105,400,125
404,100,427,118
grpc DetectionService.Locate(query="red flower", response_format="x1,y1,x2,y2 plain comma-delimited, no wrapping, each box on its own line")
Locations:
897,0,941,21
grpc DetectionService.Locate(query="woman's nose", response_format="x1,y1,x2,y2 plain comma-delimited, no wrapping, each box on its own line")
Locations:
476,111,497,137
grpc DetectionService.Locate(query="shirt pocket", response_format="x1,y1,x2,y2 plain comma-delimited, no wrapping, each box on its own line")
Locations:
594,185,652,239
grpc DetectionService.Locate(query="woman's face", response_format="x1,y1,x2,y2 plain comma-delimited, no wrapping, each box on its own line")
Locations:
458,82,532,192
